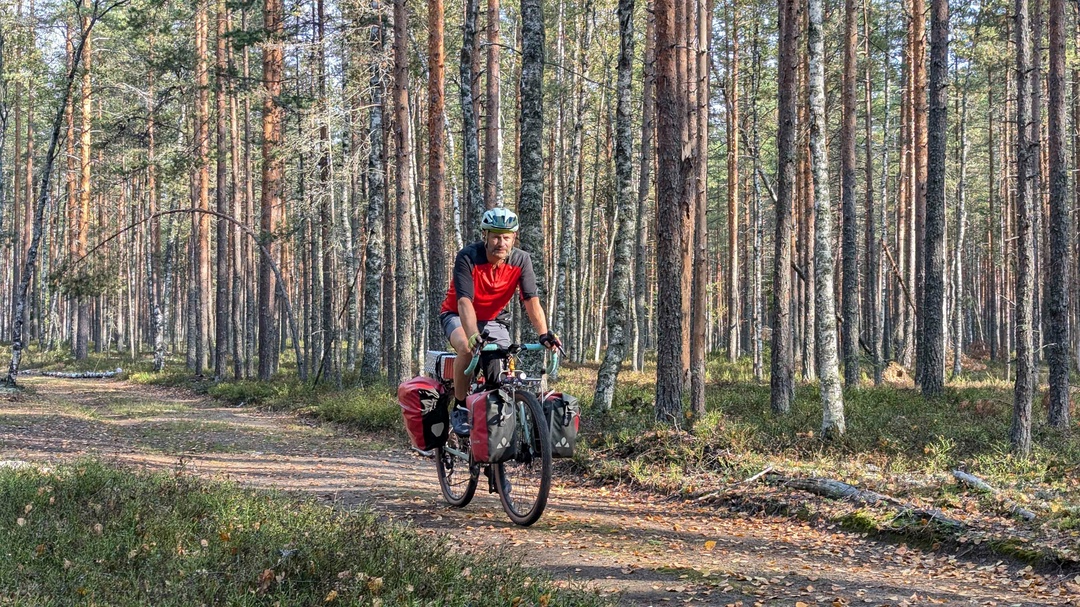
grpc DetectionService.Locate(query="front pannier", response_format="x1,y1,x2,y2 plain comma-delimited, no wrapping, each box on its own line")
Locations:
398,377,449,451
543,393,580,458
468,389,517,463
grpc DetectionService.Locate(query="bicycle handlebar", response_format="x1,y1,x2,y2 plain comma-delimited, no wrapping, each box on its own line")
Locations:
464,341,562,377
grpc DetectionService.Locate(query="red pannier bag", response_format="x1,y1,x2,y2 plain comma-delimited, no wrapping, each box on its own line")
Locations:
398,377,449,451
467,389,517,463
543,393,580,458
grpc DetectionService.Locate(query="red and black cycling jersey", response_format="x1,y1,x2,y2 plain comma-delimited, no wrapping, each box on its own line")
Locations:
440,242,539,322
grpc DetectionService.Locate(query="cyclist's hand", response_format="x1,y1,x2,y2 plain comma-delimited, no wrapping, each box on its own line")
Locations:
539,331,562,351
467,332,483,351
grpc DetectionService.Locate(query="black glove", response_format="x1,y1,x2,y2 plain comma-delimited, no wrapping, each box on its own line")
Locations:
539,331,562,350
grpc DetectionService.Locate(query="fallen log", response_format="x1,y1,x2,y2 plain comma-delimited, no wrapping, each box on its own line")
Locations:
768,474,902,506
41,368,122,379
763,473,967,532
952,470,1037,521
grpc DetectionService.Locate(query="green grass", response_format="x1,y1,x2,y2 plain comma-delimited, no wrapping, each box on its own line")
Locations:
0,460,608,607
550,355,1080,508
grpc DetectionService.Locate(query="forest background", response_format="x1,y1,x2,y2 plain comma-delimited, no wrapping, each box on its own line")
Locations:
0,0,1078,456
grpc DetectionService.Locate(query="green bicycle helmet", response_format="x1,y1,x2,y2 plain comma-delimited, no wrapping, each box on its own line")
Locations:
480,207,520,233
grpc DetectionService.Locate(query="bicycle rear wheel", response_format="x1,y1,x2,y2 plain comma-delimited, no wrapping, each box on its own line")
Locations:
494,390,551,526
436,431,478,507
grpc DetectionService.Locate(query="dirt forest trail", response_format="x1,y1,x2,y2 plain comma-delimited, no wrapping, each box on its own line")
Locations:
0,376,1075,607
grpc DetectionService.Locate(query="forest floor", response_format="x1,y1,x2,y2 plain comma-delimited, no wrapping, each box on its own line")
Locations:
1,374,1077,607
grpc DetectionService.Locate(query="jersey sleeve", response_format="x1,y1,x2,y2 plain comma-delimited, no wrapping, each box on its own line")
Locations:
517,252,539,300
452,250,475,301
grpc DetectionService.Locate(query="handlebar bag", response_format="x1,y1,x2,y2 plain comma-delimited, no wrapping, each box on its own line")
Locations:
468,389,517,463
398,376,449,451
543,393,580,458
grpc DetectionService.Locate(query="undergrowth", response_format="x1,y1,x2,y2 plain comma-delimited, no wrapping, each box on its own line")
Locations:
0,460,605,606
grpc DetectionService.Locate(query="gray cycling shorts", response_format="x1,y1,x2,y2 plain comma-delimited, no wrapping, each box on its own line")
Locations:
440,313,512,348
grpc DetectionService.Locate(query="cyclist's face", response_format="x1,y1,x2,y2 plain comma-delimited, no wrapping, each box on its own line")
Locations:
484,230,516,262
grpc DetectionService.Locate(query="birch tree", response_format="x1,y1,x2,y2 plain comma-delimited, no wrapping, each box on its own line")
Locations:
595,0,635,411
807,0,844,436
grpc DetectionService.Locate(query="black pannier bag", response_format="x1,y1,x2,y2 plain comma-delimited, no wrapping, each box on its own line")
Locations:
543,393,580,458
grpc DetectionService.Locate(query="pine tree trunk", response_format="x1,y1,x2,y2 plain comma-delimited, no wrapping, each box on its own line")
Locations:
840,0,859,387
654,0,683,422
427,0,447,350
75,15,92,362
771,0,798,414
595,0,636,411
1011,0,1036,455
362,5,386,379
689,0,709,416
808,0,845,437
392,0,415,386
194,0,211,375
921,0,947,397
258,0,284,380
1045,0,1071,427
214,0,230,379
912,0,928,386
863,1,882,385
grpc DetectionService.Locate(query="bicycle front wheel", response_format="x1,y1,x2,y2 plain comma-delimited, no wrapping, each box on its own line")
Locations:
436,431,478,507
494,391,552,526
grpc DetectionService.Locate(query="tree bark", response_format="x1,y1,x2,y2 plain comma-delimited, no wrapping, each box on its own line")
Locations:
75,15,93,362
726,12,740,364
921,0,947,397
214,0,230,379
427,0,447,350
1011,0,1036,455
595,0,636,411
771,0,798,414
808,0,845,437
633,2,655,373
483,0,501,209
362,3,387,379
840,0,859,387
912,0,928,387
863,0,882,385
460,0,483,240
518,0,544,297
654,0,683,422
258,0,284,380
689,0,709,417
951,64,970,379
194,0,211,375
392,0,415,385
1045,0,1071,427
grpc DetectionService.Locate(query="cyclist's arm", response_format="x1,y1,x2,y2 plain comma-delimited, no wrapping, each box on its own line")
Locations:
457,297,481,341
522,296,549,337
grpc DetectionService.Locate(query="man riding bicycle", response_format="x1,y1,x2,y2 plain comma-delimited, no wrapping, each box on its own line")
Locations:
440,207,562,436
